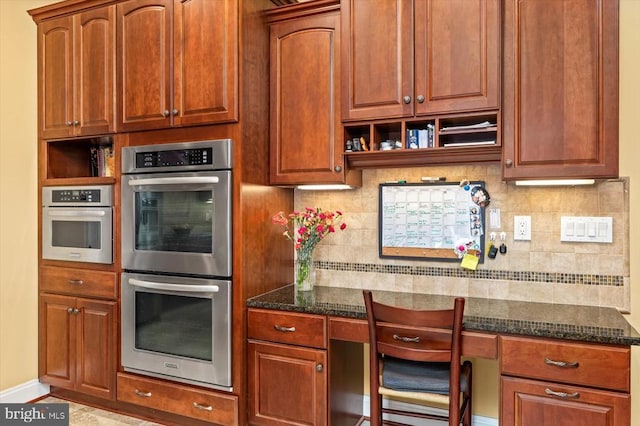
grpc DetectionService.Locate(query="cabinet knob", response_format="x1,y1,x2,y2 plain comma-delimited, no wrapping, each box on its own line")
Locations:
67,307,73,314
72,308,79,315
403,95,411,104
73,120,80,126
316,364,323,372
416,95,425,103
163,110,170,117
505,159,513,168
66,121,73,126
334,165,342,172
172,109,179,116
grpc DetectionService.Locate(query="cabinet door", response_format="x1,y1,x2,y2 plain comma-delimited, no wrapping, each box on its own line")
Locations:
341,0,413,121
414,0,499,115
75,6,116,136
248,340,327,425
269,9,346,185
75,298,117,400
501,376,630,426
117,0,172,131
502,0,619,180
39,294,75,389
173,0,238,126
39,16,74,139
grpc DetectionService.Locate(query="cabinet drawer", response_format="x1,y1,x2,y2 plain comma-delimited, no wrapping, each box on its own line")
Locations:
117,373,238,425
248,308,327,349
40,266,117,299
500,335,630,392
501,376,630,426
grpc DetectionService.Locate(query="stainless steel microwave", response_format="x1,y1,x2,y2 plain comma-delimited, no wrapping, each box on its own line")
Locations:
42,185,113,264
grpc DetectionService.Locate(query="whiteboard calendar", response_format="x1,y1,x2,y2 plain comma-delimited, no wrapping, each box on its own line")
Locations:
379,182,486,262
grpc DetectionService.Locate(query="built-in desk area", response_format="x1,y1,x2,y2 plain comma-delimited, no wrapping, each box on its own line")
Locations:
247,285,640,425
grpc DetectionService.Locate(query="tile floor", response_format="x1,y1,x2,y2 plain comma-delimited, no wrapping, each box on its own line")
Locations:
38,396,163,425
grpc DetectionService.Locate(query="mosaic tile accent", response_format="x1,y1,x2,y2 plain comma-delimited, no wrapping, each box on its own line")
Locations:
315,261,624,287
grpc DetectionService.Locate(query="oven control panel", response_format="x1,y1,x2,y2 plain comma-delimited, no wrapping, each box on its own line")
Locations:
51,188,101,203
43,185,113,207
136,148,214,168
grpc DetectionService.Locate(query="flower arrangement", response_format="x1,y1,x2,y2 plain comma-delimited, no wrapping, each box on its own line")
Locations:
272,207,347,291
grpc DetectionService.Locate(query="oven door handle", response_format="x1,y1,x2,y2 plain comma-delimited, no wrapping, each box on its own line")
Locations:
128,278,219,293
127,177,220,186
46,210,107,217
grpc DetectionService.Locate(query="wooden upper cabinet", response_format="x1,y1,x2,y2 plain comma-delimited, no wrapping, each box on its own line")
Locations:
269,1,361,186
341,0,499,121
173,0,237,126
117,0,172,131
502,0,619,180
117,0,238,132
39,6,115,139
413,0,499,115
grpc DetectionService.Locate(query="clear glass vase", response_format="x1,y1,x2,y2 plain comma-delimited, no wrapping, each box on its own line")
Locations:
294,250,315,292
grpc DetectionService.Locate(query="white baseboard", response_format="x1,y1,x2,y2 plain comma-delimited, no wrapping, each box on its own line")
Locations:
0,380,50,403
363,395,498,426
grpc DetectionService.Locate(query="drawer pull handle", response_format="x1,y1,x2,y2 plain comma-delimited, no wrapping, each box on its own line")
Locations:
544,358,579,368
274,325,296,333
545,388,580,399
134,390,152,398
193,402,213,411
68,279,84,285
393,334,420,343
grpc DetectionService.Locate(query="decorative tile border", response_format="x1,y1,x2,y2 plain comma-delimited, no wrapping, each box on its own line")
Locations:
316,261,624,287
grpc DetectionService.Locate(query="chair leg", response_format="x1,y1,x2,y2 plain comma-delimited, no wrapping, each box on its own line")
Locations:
370,392,383,426
463,361,473,426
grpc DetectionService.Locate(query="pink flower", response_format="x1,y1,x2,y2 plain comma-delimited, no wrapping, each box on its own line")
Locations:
271,207,347,253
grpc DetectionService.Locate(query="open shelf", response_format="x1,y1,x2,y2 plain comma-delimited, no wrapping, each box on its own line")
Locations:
343,111,500,168
44,136,115,181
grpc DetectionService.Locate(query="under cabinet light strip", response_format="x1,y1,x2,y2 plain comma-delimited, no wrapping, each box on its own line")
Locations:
514,179,595,186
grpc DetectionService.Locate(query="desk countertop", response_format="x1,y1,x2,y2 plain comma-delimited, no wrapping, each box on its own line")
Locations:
247,285,640,346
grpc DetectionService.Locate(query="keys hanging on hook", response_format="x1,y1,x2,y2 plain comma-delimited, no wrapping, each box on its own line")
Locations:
499,232,507,254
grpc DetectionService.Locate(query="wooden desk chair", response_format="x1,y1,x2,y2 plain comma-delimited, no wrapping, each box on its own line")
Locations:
363,290,472,426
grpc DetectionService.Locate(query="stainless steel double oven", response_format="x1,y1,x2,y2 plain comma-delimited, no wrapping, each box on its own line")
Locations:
120,139,233,391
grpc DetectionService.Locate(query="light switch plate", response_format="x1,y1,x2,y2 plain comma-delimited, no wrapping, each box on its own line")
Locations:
560,216,613,243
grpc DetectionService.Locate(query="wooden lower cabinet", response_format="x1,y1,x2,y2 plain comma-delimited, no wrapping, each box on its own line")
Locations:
500,335,631,426
247,308,328,425
248,340,327,425
39,293,117,400
501,376,630,426
117,373,239,425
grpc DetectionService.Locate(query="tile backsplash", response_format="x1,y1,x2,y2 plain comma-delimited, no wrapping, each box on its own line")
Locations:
294,165,630,311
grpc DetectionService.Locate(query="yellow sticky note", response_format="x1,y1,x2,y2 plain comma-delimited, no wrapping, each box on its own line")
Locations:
461,253,479,270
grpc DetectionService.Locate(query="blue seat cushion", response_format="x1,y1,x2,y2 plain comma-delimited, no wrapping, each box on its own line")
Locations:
381,356,468,395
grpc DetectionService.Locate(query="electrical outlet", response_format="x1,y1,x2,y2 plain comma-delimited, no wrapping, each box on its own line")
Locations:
514,215,531,240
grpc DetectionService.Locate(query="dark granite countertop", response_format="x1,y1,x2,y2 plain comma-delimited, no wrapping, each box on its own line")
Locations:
247,285,640,346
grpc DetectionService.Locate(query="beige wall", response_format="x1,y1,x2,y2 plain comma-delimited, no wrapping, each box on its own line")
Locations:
0,0,54,392
619,1,640,424
0,0,638,423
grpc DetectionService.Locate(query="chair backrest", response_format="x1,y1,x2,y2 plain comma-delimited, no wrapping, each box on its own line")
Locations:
363,289,465,369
